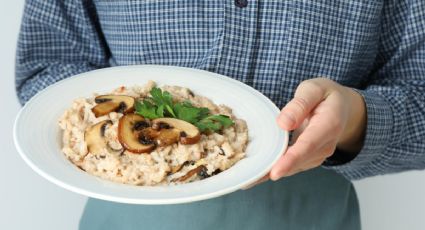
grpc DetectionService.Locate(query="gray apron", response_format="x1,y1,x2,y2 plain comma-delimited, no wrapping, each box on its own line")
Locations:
79,167,360,230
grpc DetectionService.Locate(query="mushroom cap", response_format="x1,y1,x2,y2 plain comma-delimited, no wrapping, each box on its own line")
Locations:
152,118,201,144
84,120,112,155
92,95,135,117
118,114,155,153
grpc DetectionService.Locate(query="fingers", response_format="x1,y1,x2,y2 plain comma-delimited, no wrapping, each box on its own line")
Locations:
270,138,336,180
271,94,344,180
289,119,308,145
269,137,329,180
277,80,327,131
269,145,303,180
270,78,348,180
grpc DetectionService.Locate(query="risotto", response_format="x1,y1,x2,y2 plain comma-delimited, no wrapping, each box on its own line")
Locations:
58,81,248,186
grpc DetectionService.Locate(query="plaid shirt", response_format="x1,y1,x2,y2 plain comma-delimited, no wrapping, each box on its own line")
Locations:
15,0,425,180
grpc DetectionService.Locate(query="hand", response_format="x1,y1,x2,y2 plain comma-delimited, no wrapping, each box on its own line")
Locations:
246,78,367,187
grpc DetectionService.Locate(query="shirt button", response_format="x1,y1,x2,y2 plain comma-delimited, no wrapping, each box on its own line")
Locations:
235,0,248,8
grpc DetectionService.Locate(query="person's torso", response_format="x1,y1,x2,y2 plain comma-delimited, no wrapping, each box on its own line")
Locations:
94,0,382,108
80,1,373,229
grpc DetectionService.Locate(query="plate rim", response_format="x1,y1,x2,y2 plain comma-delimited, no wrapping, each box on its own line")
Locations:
13,65,289,204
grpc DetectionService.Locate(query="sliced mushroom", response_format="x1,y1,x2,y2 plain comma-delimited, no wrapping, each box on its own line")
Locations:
118,114,156,153
169,161,189,174
84,120,113,155
152,118,201,145
155,129,180,146
107,141,124,152
92,95,135,117
176,165,207,182
168,161,196,175
211,169,222,176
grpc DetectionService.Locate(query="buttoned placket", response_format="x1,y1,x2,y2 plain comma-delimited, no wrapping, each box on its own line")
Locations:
235,0,248,8
215,0,258,86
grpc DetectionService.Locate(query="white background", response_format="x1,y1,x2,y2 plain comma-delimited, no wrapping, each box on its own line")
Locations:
1,1,424,229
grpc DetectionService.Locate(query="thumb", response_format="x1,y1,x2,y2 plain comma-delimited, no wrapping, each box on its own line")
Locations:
277,80,327,131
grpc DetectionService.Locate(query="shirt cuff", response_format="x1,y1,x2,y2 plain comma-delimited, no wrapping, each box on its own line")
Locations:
322,89,394,180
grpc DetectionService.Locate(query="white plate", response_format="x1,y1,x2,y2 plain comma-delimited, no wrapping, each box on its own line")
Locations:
13,65,288,204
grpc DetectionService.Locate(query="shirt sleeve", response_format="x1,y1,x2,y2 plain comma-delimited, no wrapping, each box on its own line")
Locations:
15,0,110,105
323,0,425,180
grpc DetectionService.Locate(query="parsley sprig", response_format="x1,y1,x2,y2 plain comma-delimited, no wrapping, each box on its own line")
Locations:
135,87,234,133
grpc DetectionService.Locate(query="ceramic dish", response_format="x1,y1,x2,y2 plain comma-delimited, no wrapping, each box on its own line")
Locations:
13,65,288,204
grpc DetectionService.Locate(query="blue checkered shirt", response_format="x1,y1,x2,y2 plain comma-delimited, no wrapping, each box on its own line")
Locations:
15,0,425,180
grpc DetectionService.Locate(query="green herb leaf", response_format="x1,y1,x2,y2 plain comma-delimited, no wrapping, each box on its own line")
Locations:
156,104,164,117
174,102,201,123
135,100,162,119
195,114,234,132
150,87,173,107
135,87,234,133
165,104,176,118
208,115,234,128
197,107,210,120
195,119,222,132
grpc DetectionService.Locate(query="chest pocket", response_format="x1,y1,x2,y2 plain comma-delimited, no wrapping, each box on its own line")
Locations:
95,1,225,68
282,1,383,85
